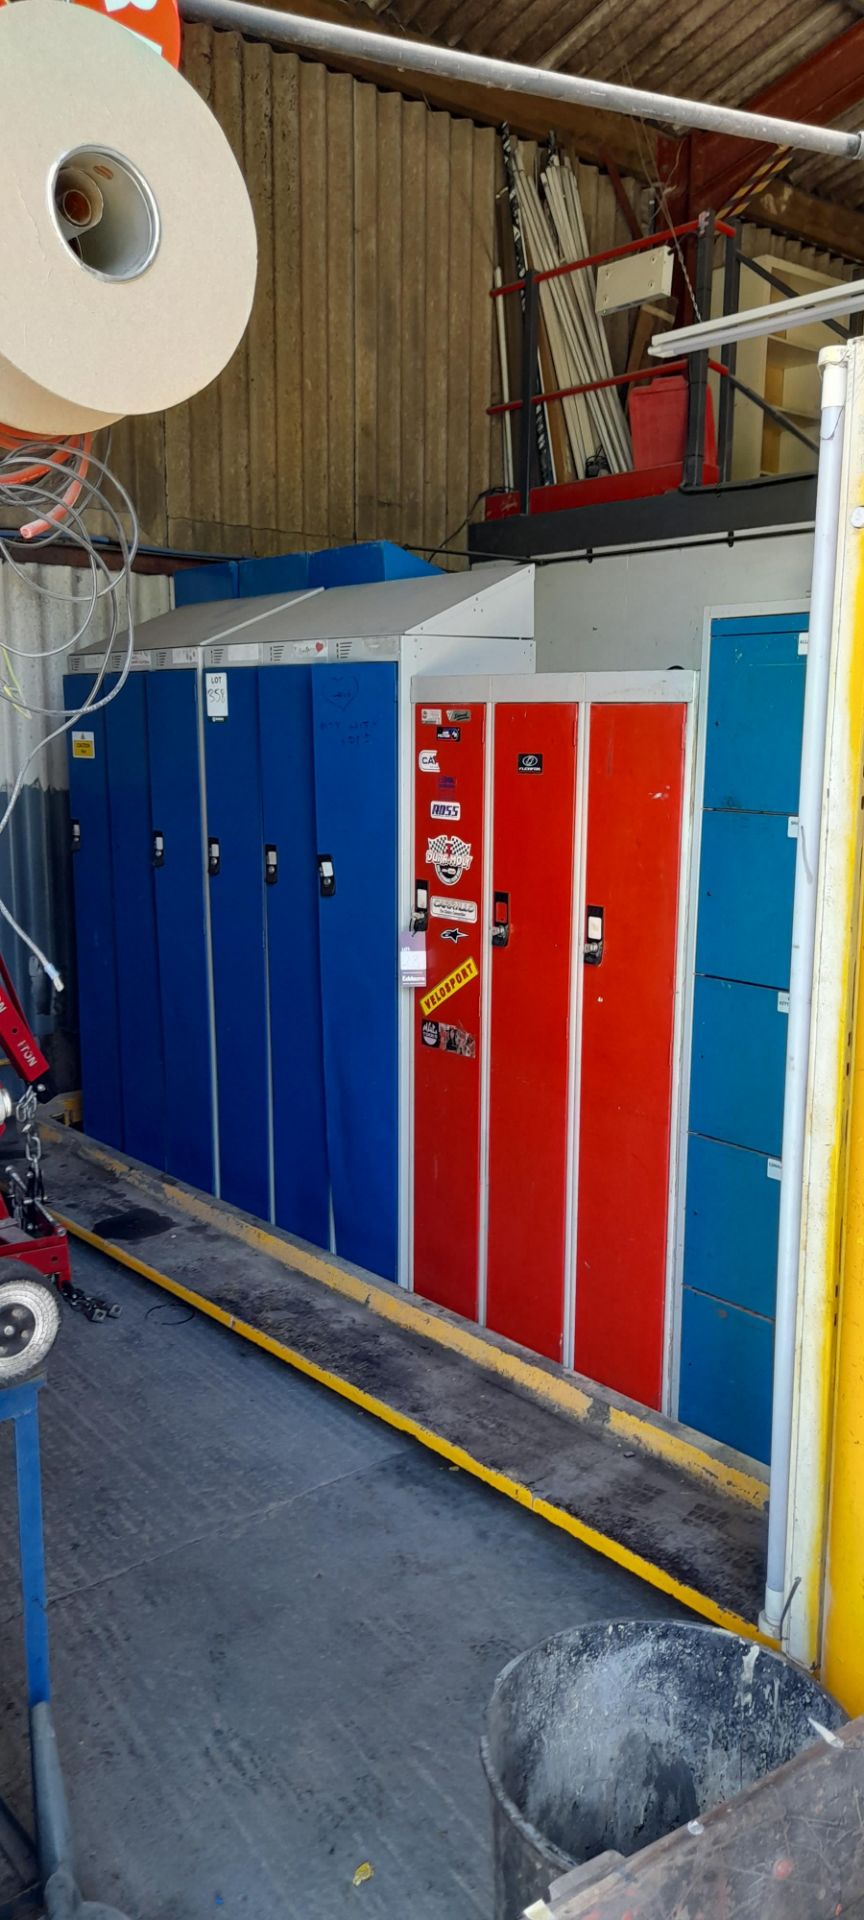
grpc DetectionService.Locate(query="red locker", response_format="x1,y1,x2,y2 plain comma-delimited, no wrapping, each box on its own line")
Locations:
486,704,578,1360
412,704,486,1317
573,702,687,1408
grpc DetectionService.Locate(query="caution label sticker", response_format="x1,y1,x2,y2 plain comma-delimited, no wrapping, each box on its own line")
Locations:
420,956,478,1017
71,731,95,759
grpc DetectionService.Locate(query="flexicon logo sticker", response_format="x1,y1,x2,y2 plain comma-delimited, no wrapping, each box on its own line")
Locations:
517,753,544,773
420,956,478,1017
430,800,461,822
426,834,473,886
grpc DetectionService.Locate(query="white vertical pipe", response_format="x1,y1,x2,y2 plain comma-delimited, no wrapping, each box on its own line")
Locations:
762,350,849,1633
493,267,515,493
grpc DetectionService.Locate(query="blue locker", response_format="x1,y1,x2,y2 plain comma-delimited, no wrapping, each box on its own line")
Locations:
696,811,797,988
311,663,398,1280
683,1136,780,1318
679,1288,774,1463
237,553,310,597
690,977,788,1157
308,541,439,589
64,680,124,1148
147,672,216,1194
103,675,165,1169
173,562,238,606
258,667,330,1245
704,622,807,814
204,669,271,1220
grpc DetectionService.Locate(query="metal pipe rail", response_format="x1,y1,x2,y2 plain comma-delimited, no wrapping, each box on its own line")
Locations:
179,0,864,162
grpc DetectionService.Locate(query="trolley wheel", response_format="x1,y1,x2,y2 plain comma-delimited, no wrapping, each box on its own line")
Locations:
0,1269,61,1385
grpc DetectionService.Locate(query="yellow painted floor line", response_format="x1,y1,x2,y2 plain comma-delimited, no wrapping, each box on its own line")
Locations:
57,1210,776,1650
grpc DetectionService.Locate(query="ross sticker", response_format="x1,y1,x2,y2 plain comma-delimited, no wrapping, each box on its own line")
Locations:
437,776,456,791
441,927,468,944
419,750,440,773
430,800,461,821
420,956,478,1017
426,834,473,886
437,725,461,741
421,707,442,725
430,896,477,923
206,670,229,721
517,753,543,773
421,1019,476,1057
447,708,471,723
71,731,95,759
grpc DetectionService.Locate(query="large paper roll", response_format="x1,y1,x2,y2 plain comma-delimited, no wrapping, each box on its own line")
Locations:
0,0,257,433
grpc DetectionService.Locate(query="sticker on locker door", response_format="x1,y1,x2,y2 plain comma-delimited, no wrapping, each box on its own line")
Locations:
413,704,486,1321
71,731,95,758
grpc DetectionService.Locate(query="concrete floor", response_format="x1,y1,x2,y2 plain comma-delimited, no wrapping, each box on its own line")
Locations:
0,1244,682,1920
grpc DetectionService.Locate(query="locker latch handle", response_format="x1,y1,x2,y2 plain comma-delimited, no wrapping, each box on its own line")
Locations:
318,854,335,899
208,837,221,878
265,844,278,886
584,904,604,966
152,830,165,869
71,820,81,854
492,891,510,948
411,879,429,933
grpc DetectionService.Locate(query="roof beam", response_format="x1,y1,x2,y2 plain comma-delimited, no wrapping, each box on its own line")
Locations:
749,179,864,261
690,22,864,213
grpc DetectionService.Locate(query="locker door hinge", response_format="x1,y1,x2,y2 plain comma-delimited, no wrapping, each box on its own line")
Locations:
71,820,81,853
411,880,429,932
152,830,165,869
208,837,221,878
265,844,278,886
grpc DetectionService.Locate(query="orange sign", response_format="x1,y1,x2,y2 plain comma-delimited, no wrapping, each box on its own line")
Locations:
0,0,181,64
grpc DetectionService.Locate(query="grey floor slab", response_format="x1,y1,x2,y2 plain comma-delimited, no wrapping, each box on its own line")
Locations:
0,1245,682,1920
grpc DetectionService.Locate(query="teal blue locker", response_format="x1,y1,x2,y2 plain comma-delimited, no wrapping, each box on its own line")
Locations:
683,1136,780,1319
696,811,797,989
679,1288,774,1463
704,621,807,814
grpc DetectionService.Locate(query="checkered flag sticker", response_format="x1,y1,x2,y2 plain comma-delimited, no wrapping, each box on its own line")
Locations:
426,833,473,884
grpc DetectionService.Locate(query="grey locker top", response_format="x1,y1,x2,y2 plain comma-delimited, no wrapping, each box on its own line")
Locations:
67,567,534,677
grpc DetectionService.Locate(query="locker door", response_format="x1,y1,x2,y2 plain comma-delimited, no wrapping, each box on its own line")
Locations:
259,667,330,1247
412,702,487,1318
147,671,216,1194
312,663,398,1280
64,678,123,1148
204,669,271,1220
485,703,578,1360
104,674,165,1169
574,702,686,1408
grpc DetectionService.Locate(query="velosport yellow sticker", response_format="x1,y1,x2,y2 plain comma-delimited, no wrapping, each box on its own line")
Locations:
420,956,478,1016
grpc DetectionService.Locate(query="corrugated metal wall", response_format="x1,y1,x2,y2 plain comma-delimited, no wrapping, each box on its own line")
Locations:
0,563,170,1080
112,30,500,565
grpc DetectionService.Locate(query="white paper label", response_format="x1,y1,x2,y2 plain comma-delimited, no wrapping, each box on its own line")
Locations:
420,707,442,725
798,634,809,655
767,1157,783,1182
129,651,151,671
430,896,477,924
171,647,199,666
777,990,790,1014
399,931,427,989
206,670,229,721
430,800,461,821
787,817,799,838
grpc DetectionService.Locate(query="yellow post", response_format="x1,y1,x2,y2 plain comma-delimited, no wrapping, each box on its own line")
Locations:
823,885,864,1709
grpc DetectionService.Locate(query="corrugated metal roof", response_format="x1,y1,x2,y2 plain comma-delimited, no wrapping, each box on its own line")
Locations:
785,98,864,208
363,0,860,110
